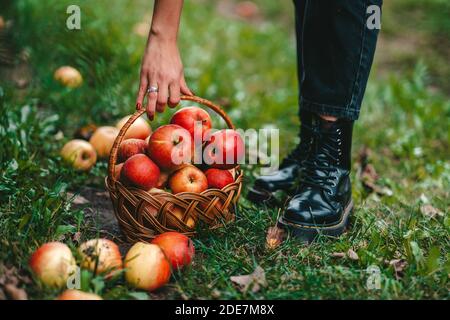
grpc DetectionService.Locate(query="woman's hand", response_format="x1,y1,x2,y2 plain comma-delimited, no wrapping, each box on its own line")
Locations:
136,0,190,120
136,35,193,120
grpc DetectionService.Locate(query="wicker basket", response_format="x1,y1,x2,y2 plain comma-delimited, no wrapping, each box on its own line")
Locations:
105,95,243,242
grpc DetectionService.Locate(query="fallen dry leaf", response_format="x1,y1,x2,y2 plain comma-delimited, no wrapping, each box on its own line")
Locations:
4,284,27,300
266,226,285,250
230,265,267,293
389,259,408,280
420,204,444,218
331,252,346,259
347,249,359,261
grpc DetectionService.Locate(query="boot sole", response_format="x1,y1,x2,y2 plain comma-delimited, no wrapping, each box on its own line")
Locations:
278,200,354,243
247,186,287,207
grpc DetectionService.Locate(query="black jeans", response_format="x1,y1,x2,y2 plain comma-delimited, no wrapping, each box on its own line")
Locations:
295,0,382,120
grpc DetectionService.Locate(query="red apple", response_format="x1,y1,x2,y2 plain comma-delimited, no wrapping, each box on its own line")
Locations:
147,124,192,171
121,154,160,190
54,66,83,88
118,138,147,162
151,232,195,270
29,242,76,288
168,165,208,194
124,242,171,291
61,139,97,171
170,106,212,141
203,129,244,169
78,239,123,276
57,290,102,300
114,163,123,180
89,126,119,159
116,115,152,140
204,168,234,189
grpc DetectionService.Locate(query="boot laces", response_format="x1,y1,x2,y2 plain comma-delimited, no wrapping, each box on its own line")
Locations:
299,127,342,194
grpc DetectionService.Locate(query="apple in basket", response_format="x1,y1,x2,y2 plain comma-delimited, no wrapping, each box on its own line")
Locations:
60,139,97,171
203,129,244,169
204,168,234,189
118,138,147,162
147,124,193,171
170,106,212,140
116,115,152,140
78,239,123,276
124,242,171,291
151,232,195,270
29,242,77,288
168,165,208,194
121,154,160,190
57,289,102,300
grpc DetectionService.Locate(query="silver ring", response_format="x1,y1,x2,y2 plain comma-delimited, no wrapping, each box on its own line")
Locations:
147,85,158,93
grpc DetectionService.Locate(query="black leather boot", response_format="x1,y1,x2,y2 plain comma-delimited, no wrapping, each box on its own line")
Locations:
279,115,354,242
247,110,314,205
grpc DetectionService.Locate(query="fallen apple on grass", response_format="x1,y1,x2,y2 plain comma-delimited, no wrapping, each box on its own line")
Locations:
78,239,123,276
151,232,195,270
204,168,234,189
124,242,171,291
60,139,97,171
29,242,77,288
168,165,208,194
170,106,212,141
203,129,245,169
116,115,152,140
121,154,160,190
54,66,83,88
89,126,119,159
56,289,102,300
118,138,147,162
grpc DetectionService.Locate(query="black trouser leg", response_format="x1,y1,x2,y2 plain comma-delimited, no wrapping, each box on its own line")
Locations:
295,0,382,120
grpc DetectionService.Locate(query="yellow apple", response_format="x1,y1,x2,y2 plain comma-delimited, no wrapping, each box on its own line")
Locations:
89,126,119,159
116,115,152,140
57,289,102,300
54,66,83,88
61,139,97,171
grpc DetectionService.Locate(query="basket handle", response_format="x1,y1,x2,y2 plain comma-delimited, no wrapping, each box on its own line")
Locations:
108,95,235,183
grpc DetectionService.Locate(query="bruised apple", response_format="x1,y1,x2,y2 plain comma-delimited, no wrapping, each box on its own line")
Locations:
168,165,207,194
118,138,147,162
124,242,171,291
29,242,76,288
61,139,97,171
78,239,122,276
151,232,195,270
203,129,244,169
204,168,234,189
116,115,152,140
147,124,192,171
57,289,102,300
170,106,212,141
54,66,83,88
121,154,160,190
89,126,119,159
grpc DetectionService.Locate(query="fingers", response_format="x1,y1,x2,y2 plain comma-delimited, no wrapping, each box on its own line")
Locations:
136,76,148,109
156,83,169,113
146,82,158,120
180,76,193,96
168,83,181,108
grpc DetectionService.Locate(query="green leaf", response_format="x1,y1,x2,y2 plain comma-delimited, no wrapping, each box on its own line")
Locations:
426,246,440,274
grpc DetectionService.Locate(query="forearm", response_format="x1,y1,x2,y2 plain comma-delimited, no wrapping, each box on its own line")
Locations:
149,0,184,42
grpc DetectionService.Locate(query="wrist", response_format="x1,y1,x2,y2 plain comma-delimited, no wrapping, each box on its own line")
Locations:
149,26,178,44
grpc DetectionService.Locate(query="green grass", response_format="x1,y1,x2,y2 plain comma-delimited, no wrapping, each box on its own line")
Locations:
0,0,449,299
